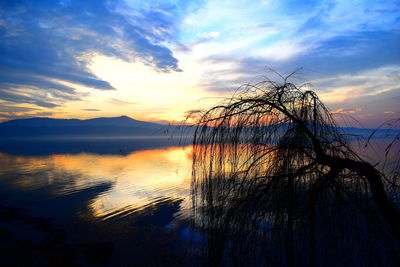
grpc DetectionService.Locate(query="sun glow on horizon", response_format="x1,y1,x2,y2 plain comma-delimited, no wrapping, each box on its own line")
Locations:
58,51,239,122
0,0,399,127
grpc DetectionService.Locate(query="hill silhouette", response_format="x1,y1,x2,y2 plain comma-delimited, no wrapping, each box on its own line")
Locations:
0,116,169,138
0,116,398,139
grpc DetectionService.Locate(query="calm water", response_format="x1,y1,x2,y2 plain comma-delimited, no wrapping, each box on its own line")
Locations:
0,138,194,266
0,137,397,266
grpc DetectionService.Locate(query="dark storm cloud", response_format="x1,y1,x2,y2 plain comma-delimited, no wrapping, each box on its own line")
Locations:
0,0,182,107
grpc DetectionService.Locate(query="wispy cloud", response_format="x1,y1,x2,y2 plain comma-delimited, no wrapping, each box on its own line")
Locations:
0,0,184,109
82,108,100,112
331,108,362,114
0,105,38,113
177,0,400,91
0,0,399,126
313,65,400,102
108,98,136,105
318,66,400,127
0,111,57,122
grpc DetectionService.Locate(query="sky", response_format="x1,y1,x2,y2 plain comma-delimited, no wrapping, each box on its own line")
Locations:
0,0,399,127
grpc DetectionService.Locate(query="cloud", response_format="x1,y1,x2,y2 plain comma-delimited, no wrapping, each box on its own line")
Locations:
137,0,400,125
192,27,400,93
197,31,220,40
0,105,38,113
0,111,57,122
0,0,183,108
330,88,400,127
253,40,310,61
1,0,399,124
317,67,400,127
0,103,57,122
331,108,362,114
108,98,136,105
283,30,400,77
175,0,399,98
0,90,61,108
313,65,400,101
82,108,100,112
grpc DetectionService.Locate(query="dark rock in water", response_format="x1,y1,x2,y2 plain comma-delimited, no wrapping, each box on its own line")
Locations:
84,242,115,264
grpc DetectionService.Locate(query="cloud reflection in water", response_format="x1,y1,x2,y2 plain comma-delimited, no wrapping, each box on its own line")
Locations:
0,146,192,222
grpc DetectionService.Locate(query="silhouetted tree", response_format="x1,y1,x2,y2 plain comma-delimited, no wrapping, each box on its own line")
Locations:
188,75,400,266
368,118,400,182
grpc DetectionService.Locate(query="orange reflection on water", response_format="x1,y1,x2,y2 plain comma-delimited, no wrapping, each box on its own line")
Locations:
84,146,193,219
0,146,193,221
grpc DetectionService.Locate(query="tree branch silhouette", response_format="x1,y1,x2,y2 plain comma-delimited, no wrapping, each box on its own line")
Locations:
188,77,400,266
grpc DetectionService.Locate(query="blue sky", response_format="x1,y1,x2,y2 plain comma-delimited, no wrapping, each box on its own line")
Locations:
0,0,399,126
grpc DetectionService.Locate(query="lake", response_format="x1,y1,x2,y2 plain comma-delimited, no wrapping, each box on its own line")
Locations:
0,138,195,266
0,137,398,266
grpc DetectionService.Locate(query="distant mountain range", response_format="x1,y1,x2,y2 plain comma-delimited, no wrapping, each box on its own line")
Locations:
339,126,399,137
0,116,176,138
0,116,398,139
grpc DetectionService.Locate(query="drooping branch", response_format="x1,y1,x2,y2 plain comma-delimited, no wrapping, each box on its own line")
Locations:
189,78,400,266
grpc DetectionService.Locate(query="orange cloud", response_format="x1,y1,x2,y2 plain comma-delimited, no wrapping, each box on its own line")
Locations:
331,108,361,114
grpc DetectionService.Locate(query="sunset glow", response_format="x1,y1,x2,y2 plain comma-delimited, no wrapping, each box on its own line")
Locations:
1,0,399,126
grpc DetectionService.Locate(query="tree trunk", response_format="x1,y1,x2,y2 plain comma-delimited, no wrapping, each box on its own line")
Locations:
320,155,400,241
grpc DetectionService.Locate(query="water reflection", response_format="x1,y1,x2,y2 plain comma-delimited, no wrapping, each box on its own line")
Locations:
190,138,399,266
0,138,397,265
0,145,193,265
0,146,192,220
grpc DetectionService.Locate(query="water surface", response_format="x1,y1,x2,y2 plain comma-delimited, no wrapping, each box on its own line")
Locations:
0,138,193,266
0,137,397,266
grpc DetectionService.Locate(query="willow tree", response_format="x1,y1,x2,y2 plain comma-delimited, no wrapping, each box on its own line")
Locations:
189,77,400,266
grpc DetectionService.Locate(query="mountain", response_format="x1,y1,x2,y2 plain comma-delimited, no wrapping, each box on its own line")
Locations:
339,127,400,138
0,116,398,139
0,116,174,138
